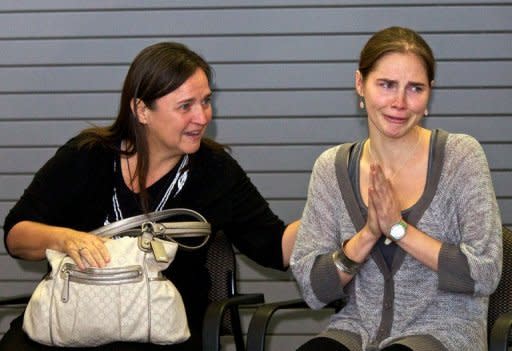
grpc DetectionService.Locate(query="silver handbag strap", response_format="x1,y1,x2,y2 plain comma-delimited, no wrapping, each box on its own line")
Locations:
91,208,211,250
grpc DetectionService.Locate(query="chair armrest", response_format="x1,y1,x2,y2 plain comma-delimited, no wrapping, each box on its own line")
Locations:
246,298,309,351
489,312,512,351
0,295,30,325
203,293,265,351
0,295,30,306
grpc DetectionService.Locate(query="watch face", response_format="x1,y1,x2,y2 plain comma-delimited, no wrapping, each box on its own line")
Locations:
390,222,406,240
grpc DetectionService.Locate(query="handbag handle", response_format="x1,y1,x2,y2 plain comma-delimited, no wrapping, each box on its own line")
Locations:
91,208,211,251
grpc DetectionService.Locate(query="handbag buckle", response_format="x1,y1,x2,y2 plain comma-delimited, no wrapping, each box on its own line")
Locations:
138,221,156,251
138,221,170,262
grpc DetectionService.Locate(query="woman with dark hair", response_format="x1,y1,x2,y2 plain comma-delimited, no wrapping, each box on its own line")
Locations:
291,27,502,351
1,42,299,350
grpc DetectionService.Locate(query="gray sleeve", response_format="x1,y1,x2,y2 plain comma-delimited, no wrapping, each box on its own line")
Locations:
438,243,474,293
443,134,502,296
310,252,346,303
290,146,353,309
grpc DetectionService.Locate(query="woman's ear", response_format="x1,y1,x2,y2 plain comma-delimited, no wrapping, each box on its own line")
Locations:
355,70,364,97
131,98,148,125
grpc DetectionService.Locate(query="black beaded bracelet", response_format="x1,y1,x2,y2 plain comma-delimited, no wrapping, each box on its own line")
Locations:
332,240,361,275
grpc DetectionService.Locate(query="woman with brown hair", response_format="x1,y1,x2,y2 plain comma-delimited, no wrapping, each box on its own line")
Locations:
1,41,298,350
291,27,501,351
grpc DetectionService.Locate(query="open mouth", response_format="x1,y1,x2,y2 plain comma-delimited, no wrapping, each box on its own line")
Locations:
184,130,202,138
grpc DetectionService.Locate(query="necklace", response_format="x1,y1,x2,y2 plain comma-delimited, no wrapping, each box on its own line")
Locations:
367,129,422,183
125,156,137,192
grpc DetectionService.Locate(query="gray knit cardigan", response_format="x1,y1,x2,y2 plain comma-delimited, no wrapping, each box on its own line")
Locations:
290,131,502,351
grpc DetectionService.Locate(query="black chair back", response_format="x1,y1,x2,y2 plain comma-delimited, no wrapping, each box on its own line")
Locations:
488,226,512,336
205,230,245,349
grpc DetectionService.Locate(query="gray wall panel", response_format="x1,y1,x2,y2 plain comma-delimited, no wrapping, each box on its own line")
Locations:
2,61,512,93
1,117,512,146
1,7,511,39
1,2,511,346
2,0,511,11
1,34,510,66
2,171,510,202
5,199,510,232
2,90,511,120
1,143,511,174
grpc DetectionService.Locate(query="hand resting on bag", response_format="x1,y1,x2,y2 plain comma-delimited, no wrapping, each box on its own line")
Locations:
6,220,111,270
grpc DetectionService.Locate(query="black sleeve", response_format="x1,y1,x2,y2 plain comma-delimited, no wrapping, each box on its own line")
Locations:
221,154,287,271
3,139,113,255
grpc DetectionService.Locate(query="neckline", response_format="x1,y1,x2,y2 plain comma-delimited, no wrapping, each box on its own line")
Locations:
351,130,437,215
116,155,182,195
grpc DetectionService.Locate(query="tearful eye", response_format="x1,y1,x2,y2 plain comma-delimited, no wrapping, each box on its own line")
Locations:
178,103,191,111
378,80,396,90
202,96,212,106
409,85,424,93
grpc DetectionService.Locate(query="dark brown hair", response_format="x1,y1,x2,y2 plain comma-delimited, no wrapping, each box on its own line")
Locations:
358,26,435,84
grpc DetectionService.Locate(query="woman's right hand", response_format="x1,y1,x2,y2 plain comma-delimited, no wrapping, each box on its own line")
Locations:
61,229,111,270
366,185,383,239
6,221,110,270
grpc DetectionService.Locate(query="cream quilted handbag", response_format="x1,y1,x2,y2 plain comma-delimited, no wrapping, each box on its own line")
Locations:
22,208,210,347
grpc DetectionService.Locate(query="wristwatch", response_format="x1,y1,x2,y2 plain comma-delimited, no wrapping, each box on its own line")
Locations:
387,219,408,244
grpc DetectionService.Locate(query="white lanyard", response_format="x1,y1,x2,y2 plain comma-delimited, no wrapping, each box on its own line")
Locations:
108,154,189,223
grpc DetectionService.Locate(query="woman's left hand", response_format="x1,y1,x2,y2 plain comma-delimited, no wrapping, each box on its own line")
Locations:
369,164,402,236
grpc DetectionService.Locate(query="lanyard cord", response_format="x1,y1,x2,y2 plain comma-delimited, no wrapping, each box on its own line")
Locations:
109,154,189,222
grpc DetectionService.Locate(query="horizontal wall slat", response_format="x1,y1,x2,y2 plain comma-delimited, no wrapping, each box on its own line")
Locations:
269,199,512,225
216,116,512,144
0,257,46,280
2,61,512,92
3,201,511,254
237,255,294,281
233,144,512,172
1,117,511,147
1,7,511,39
0,252,293,282
1,144,511,174
1,34,510,66
0,282,38,298
2,0,511,11
2,171,511,203
1,90,511,120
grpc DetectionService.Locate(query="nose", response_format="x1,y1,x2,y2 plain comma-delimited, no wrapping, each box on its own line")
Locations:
192,104,211,125
392,89,407,109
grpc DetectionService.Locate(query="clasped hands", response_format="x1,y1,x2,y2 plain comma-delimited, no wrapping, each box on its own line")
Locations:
366,164,403,242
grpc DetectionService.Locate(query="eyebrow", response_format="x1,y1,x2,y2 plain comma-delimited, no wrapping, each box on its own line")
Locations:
377,78,426,86
176,92,212,105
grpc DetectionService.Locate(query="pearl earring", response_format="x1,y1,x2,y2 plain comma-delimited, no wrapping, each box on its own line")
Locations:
359,98,365,109
424,109,429,116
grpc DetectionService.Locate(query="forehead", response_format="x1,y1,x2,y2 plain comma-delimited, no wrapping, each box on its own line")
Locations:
369,52,429,82
157,69,211,103
173,69,210,96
